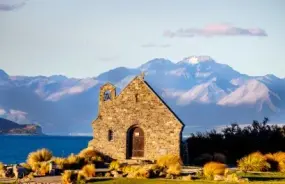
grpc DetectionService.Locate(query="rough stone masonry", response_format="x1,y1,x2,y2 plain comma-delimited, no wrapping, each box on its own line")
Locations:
88,74,184,162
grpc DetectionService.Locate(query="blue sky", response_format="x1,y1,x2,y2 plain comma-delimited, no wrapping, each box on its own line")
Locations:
0,0,284,78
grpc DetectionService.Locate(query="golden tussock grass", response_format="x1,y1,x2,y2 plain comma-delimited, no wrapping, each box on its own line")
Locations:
26,148,52,170
238,152,270,172
156,154,182,169
203,161,227,180
78,164,96,178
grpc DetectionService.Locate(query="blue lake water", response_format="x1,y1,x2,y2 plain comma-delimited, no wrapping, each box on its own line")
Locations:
0,135,92,164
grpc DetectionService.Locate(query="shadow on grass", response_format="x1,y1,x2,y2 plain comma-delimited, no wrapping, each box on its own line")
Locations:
245,177,285,182
242,173,285,182
87,178,114,183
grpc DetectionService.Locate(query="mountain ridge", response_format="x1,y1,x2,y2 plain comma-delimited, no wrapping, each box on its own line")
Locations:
0,56,284,135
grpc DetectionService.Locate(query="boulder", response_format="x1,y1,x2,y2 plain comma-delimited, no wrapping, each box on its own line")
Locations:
181,174,192,181
214,174,224,181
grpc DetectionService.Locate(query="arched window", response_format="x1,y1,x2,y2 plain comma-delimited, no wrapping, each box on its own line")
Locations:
104,90,111,101
108,130,114,141
135,94,138,102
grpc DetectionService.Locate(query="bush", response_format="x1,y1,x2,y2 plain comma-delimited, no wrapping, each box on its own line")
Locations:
79,164,96,178
237,152,270,172
124,166,151,179
0,162,5,178
61,170,78,184
265,152,285,172
52,157,66,170
213,153,227,164
38,161,50,176
193,153,213,166
109,160,120,171
167,163,181,176
27,148,52,170
66,154,84,170
203,161,227,180
156,154,182,169
78,148,103,163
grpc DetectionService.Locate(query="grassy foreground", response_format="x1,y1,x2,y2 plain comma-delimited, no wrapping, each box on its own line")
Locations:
88,172,285,184
89,178,285,184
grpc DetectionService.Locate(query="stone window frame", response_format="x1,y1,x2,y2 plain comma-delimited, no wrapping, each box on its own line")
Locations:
135,93,139,102
108,129,114,141
104,90,112,101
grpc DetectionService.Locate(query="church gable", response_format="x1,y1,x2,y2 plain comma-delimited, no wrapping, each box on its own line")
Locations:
111,75,184,128
89,74,184,161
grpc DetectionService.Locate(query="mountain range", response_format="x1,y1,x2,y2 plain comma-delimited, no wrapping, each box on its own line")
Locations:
1,56,285,135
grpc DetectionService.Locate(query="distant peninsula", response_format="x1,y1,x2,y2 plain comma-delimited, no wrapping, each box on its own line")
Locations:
0,118,43,135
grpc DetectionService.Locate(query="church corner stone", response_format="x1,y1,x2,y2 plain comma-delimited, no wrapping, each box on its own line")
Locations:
88,76,185,162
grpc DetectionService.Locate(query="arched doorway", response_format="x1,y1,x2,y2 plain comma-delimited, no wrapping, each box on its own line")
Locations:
126,126,144,158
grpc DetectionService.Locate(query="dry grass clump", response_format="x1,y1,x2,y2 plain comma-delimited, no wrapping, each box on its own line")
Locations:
109,160,120,171
156,154,182,177
61,170,77,184
78,164,96,178
27,148,53,169
65,153,84,170
38,161,50,176
265,152,285,172
78,148,103,163
156,154,182,168
237,152,270,172
61,170,87,184
52,157,66,170
122,165,151,179
0,162,5,178
167,163,181,176
203,161,227,180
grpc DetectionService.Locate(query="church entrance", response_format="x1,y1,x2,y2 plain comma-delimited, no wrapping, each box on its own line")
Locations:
127,126,144,158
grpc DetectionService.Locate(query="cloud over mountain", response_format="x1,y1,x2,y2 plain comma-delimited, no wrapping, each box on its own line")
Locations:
0,0,27,11
164,23,268,38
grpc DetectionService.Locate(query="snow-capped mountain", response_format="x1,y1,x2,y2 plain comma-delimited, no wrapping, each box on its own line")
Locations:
0,56,284,135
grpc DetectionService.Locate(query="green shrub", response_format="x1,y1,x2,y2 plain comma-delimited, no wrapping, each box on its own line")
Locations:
237,152,270,172
203,161,227,180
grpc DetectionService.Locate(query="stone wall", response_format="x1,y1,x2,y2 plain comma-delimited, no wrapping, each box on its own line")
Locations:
88,76,184,162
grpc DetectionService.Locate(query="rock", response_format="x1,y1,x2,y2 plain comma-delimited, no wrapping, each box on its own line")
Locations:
239,178,249,183
182,174,192,181
225,173,239,182
165,173,174,179
105,172,111,177
126,173,135,178
214,175,224,181
159,171,166,177
110,170,122,178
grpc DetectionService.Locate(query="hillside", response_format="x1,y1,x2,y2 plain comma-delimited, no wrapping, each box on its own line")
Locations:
0,56,284,135
0,118,43,135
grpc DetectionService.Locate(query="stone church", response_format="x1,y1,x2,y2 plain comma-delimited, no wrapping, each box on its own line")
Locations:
88,74,185,162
